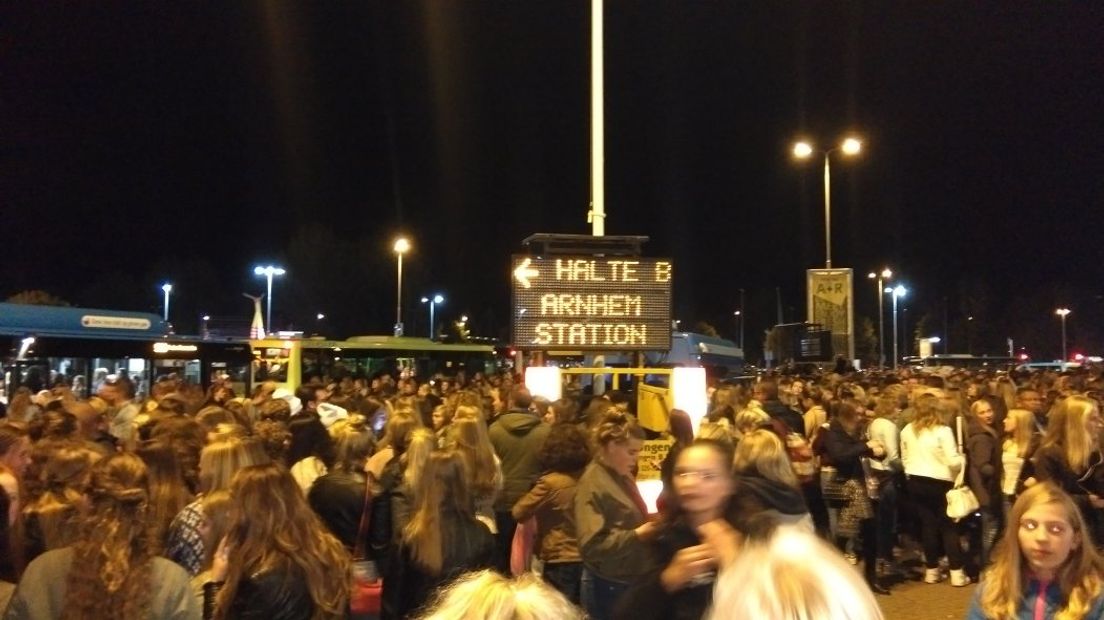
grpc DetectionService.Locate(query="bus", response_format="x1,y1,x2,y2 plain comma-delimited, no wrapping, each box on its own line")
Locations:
251,335,498,392
902,354,1017,372
0,302,254,400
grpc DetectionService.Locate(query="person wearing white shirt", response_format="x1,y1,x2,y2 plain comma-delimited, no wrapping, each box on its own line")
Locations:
900,394,967,586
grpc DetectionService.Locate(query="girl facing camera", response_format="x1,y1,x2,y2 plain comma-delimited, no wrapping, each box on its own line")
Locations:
968,483,1104,619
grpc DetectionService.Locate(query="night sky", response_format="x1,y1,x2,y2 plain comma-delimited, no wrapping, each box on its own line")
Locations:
4,2,1103,362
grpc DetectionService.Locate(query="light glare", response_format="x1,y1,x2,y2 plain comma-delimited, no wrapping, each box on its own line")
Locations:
842,137,862,155
792,141,814,158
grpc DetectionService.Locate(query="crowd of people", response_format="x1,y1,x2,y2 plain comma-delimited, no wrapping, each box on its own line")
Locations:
0,362,1102,619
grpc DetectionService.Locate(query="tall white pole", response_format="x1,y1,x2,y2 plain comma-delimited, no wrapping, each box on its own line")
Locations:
163,287,171,322
590,0,605,236
395,253,404,336
1061,314,1068,362
877,277,885,368
887,291,896,368
429,300,436,340
823,153,831,268
265,274,274,332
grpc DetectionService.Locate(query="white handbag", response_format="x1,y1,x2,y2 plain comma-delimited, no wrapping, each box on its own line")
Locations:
946,416,980,521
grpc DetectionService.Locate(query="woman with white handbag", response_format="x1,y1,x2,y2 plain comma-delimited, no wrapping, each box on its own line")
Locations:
901,394,969,586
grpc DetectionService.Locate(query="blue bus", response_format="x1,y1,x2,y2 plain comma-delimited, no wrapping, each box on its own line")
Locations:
0,303,253,399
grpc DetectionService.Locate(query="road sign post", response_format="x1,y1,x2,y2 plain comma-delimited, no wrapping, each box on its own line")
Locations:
511,255,673,351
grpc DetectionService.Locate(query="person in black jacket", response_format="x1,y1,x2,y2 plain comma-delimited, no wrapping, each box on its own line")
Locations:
204,463,350,620
1032,395,1104,546
382,450,495,620
613,439,741,620
965,399,1003,571
308,415,387,558
823,401,888,594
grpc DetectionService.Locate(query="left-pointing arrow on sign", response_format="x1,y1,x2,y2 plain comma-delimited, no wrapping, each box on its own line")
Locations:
514,258,540,289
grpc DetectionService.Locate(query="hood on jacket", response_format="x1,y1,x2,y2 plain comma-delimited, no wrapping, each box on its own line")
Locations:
732,474,809,516
495,410,543,435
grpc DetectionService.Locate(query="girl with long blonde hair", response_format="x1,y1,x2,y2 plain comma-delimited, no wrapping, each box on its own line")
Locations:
1032,395,1104,546
446,416,502,530
970,483,1104,619
207,463,351,620
1001,408,1037,504
383,450,495,619
6,452,199,619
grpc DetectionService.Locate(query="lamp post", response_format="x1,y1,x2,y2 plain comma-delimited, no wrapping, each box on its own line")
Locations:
393,237,410,336
161,283,173,321
867,267,892,368
421,294,444,340
887,285,907,369
733,310,743,351
1056,308,1071,362
793,137,862,268
253,265,286,333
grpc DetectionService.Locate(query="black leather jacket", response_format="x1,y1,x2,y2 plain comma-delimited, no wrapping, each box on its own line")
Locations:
203,563,316,620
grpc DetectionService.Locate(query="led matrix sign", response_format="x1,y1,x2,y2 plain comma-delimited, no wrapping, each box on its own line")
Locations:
511,255,673,350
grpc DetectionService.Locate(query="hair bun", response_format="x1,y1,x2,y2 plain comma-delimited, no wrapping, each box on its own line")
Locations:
97,485,146,505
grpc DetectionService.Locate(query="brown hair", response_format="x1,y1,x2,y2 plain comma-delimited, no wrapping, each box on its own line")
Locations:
215,463,350,620
60,453,154,620
402,451,472,574
134,441,193,551
593,411,644,448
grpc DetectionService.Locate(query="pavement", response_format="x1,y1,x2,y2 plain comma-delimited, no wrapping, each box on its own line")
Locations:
875,574,976,619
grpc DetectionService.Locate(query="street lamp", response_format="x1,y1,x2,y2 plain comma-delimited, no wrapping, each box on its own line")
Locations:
793,136,863,268
161,283,173,321
886,284,907,370
733,309,743,348
253,265,286,333
393,237,411,336
867,267,892,368
1056,308,1071,362
421,294,444,340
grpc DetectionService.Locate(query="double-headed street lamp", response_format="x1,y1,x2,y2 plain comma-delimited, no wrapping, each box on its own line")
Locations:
253,265,286,333
161,283,173,321
867,268,892,368
1056,308,1071,362
793,137,862,268
421,294,444,340
393,237,411,336
886,284,907,369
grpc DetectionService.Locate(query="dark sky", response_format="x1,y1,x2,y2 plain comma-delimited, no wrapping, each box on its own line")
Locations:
4,2,1103,360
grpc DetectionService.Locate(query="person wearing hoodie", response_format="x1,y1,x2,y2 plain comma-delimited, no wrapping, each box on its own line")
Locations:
488,387,551,572
729,429,814,536
966,398,1004,572
613,439,742,620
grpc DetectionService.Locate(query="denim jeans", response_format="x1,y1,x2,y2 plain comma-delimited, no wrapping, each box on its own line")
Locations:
543,562,583,605
580,567,629,620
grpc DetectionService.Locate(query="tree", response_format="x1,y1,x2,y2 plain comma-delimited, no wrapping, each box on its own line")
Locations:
693,321,720,338
857,316,878,367
6,290,70,306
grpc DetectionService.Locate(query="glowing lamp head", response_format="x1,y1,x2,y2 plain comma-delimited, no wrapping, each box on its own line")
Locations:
893,285,907,298
842,137,862,155
161,283,173,293
792,141,814,159
1056,308,1071,317
881,268,892,279
393,237,411,254
867,272,876,279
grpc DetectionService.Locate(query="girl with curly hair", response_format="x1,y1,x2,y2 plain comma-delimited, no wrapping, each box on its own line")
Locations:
204,462,351,620
5,452,198,619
